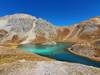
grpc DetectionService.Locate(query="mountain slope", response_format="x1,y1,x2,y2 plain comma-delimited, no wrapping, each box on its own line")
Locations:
65,17,100,43
0,14,58,45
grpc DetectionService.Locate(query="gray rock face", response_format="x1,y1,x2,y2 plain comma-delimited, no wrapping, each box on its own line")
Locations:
0,14,57,44
0,14,36,43
0,61,100,75
35,18,57,40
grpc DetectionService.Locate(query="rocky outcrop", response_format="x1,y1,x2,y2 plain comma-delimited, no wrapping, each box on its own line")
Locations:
68,44,100,60
0,61,100,75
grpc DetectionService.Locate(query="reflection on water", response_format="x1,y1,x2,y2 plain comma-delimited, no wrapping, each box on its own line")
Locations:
19,43,100,68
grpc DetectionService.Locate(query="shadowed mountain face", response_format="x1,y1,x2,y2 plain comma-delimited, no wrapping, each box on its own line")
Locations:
0,13,100,45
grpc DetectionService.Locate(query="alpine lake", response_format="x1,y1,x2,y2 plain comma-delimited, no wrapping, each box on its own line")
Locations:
19,43,100,68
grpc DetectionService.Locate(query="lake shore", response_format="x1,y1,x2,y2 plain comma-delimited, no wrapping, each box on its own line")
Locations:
67,48,100,62
0,46,53,64
0,44,100,75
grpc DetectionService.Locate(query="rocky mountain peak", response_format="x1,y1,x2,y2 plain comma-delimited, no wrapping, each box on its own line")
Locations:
0,14,58,44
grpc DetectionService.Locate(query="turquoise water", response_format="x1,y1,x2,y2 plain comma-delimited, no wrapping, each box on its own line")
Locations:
19,43,100,68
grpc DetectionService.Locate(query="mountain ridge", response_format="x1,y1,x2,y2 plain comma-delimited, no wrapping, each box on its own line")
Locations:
0,13,100,46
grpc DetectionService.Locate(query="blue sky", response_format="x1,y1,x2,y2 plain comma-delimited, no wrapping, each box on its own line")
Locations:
0,0,100,26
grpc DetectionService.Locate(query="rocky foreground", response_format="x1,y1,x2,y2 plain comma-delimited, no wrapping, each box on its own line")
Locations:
0,61,100,75
0,46,100,75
